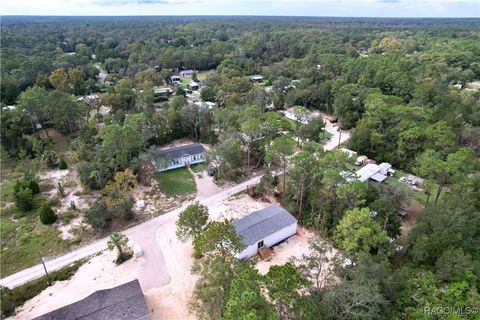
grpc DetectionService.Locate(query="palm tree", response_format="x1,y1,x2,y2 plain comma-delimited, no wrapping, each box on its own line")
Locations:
107,232,130,264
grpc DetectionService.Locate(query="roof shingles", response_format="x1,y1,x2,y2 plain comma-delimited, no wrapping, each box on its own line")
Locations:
233,205,297,246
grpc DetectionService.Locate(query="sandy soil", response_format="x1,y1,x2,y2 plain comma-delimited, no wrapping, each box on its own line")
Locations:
144,220,197,320
256,226,315,275
192,169,223,200
13,249,144,319
209,193,275,221
39,168,97,240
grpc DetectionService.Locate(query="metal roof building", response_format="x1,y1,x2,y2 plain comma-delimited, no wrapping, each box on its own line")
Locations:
233,205,297,260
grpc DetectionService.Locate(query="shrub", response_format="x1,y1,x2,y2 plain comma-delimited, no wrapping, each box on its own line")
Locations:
85,199,110,231
58,158,68,170
15,189,34,212
39,203,57,225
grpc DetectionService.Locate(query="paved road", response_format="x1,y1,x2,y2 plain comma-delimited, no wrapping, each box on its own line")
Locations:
321,112,351,151
1,115,348,290
0,175,263,290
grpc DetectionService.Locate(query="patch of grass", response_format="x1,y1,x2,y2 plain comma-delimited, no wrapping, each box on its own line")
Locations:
0,258,87,318
0,208,72,277
190,163,207,173
0,181,16,209
60,210,78,224
155,168,196,196
320,130,333,141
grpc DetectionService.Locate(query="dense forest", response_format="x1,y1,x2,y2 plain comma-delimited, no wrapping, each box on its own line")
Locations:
1,16,480,319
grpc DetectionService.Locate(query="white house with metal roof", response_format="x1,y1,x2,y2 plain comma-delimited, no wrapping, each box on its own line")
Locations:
233,205,297,260
355,162,394,183
151,143,206,171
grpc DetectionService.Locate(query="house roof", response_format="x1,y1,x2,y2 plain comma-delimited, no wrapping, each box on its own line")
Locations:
154,143,205,160
233,205,297,246
379,162,392,171
35,280,149,320
180,69,194,74
356,163,382,182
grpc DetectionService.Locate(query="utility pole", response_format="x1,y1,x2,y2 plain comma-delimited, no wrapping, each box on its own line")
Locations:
38,252,52,286
337,128,342,150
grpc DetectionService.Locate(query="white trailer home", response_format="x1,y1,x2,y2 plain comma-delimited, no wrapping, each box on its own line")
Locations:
151,143,206,171
233,205,298,260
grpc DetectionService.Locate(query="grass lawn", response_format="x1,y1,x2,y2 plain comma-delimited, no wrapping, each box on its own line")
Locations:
321,130,333,141
0,137,77,277
0,207,72,277
190,163,207,173
155,167,196,196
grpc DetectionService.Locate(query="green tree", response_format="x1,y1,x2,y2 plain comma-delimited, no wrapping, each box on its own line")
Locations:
265,136,295,193
194,220,244,263
176,202,209,242
107,232,131,264
334,208,389,255
85,199,110,231
414,148,475,205
264,263,318,319
39,203,57,225
222,268,277,320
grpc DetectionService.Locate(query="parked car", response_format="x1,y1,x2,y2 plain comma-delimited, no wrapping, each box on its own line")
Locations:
399,176,415,186
207,167,217,177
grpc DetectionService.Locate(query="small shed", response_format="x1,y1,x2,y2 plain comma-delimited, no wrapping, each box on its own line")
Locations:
233,205,297,260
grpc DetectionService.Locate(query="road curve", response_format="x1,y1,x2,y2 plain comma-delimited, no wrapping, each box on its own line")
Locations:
0,174,263,289
1,117,348,290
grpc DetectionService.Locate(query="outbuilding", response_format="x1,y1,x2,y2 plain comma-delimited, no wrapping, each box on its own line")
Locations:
233,205,297,260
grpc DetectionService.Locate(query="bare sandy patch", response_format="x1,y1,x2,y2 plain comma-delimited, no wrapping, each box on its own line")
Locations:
192,170,223,200
256,226,315,275
13,249,144,319
209,193,275,221
145,219,197,320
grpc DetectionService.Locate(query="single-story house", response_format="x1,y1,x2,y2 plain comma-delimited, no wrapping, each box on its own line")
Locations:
151,143,206,171
35,279,149,320
250,75,263,82
233,205,297,260
188,81,199,91
153,87,173,96
179,69,194,77
355,163,394,183
171,75,181,83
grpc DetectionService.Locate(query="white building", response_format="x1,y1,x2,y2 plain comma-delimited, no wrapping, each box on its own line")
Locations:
179,69,194,77
233,205,297,260
355,162,394,183
151,143,206,171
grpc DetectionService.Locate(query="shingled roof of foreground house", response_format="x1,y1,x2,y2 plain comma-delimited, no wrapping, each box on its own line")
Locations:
35,280,149,320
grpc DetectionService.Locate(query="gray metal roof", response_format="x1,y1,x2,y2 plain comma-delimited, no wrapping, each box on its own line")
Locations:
35,280,149,320
233,205,297,246
154,143,204,160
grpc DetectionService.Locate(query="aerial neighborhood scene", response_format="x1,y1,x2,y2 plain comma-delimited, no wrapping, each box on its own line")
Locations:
0,0,480,319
